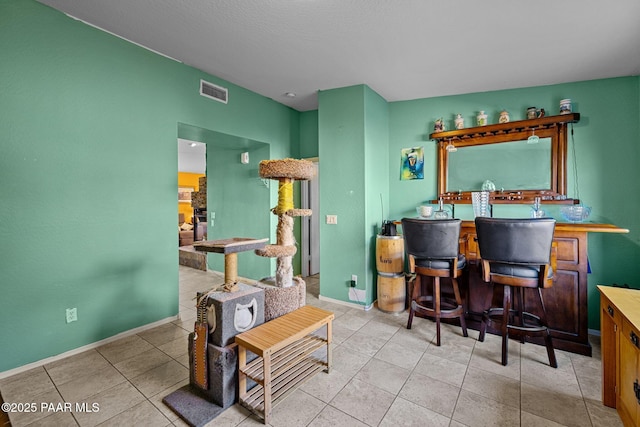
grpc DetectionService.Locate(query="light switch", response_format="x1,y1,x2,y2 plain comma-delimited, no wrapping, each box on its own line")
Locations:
326,215,337,225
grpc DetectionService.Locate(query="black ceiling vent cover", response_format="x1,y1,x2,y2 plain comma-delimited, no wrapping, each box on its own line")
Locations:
200,79,228,104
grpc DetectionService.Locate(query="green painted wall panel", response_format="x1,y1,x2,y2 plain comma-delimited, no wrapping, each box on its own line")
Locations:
318,86,368,303
299,111,319,159
318,85,389,306
364,87,390,302
0,0,297,372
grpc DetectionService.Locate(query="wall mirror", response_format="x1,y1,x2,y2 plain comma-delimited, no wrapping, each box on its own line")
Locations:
447,137,552,192
431,114,580,204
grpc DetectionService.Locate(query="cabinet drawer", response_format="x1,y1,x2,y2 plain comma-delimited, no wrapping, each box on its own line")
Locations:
622,317,640,350
601,294,622,325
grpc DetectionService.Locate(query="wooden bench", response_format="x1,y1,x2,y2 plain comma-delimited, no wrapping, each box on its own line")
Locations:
234,305,334,424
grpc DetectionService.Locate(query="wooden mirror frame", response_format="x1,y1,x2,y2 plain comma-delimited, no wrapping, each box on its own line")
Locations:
430,113,580,204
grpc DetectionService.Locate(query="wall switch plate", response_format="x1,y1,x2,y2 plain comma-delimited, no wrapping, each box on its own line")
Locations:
66,308,77,323
326,215,337,225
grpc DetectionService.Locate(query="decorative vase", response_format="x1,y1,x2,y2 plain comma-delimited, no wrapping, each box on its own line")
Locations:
434,118,445,132
499,110,510,123
481,180,496,191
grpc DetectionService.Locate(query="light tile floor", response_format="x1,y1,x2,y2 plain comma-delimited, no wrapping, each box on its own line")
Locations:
0,266,624,426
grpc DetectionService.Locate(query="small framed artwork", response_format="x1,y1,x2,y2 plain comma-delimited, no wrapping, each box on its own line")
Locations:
178,187,194,203
400,147,424,180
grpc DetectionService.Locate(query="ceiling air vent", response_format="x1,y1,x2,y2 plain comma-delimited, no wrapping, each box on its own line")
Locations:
200,79,228,104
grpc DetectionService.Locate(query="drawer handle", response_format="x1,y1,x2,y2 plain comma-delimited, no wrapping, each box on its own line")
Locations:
631,331,640,348
635,380,640,404
607,305,614,317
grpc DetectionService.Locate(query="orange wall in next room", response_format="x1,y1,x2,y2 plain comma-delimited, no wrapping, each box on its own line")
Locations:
178,172,204,223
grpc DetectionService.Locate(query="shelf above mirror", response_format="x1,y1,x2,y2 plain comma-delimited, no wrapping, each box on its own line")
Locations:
430,113,580,205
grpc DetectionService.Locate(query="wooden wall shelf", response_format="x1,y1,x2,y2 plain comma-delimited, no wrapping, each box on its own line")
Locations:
429,113,580,142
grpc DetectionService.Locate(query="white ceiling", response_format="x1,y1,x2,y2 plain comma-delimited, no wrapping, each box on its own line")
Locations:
178,139,206,174
37,0,640,112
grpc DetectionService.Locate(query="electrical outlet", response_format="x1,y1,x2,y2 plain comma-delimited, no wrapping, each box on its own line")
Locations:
351,274,357,286
326,215,337,225
66,308,77,323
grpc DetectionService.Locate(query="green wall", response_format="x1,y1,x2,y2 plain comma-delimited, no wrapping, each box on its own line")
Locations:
299,111,319,159
0,0,297,372
387,77,640,329
318,85,389,306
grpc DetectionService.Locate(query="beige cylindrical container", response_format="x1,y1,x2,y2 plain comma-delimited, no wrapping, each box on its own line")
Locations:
377,273,406,313
376,235,404,275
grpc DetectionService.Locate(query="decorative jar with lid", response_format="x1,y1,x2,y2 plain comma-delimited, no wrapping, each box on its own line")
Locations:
454,114,464,129
477,111,488,126
499,110,510,123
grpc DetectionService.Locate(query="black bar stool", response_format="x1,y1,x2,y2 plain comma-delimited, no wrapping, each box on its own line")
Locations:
474,217,558,368
401,218,468,346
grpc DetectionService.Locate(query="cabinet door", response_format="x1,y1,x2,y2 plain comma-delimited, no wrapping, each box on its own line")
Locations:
600,295,619,408
619,319,640,426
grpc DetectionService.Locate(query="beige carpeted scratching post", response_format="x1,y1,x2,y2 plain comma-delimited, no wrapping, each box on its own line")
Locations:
254,158,316,320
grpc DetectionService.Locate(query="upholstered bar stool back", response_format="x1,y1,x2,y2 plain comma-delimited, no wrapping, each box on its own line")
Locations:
401,218,468,346
474,217,558,368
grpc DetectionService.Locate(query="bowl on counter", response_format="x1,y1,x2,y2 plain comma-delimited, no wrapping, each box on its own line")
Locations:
560,205,591,223
416,206,433,218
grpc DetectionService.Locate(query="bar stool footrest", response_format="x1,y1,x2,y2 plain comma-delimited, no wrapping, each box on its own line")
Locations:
483,308,548,335
413,297,464,319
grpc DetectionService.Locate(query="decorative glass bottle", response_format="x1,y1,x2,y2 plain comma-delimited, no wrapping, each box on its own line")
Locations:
433,198,450,219
530,196,545,218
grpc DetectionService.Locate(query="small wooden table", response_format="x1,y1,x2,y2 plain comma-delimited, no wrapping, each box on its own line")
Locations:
234,305,334,424
193,238,268,285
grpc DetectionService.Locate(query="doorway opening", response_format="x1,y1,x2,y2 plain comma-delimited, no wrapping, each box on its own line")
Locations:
301,160,319,278
178,139,207,269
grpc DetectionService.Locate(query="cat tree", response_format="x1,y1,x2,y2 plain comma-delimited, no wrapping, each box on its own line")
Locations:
254,158,316,320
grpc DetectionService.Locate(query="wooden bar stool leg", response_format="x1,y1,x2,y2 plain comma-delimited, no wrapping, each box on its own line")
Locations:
501,285,511,366
406,275,420,329
516,287,526,344
452,278,468,337
537,288,558,368
434,277,441,346
478,283,494,342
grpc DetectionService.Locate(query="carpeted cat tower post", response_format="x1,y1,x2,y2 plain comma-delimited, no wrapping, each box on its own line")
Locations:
254,158,316,321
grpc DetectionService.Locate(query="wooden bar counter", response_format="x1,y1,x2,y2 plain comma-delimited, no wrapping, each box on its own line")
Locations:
459,221,628,356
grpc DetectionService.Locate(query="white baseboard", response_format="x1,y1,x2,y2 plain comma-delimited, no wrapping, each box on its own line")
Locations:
0,315,178,380
319,294,373,311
